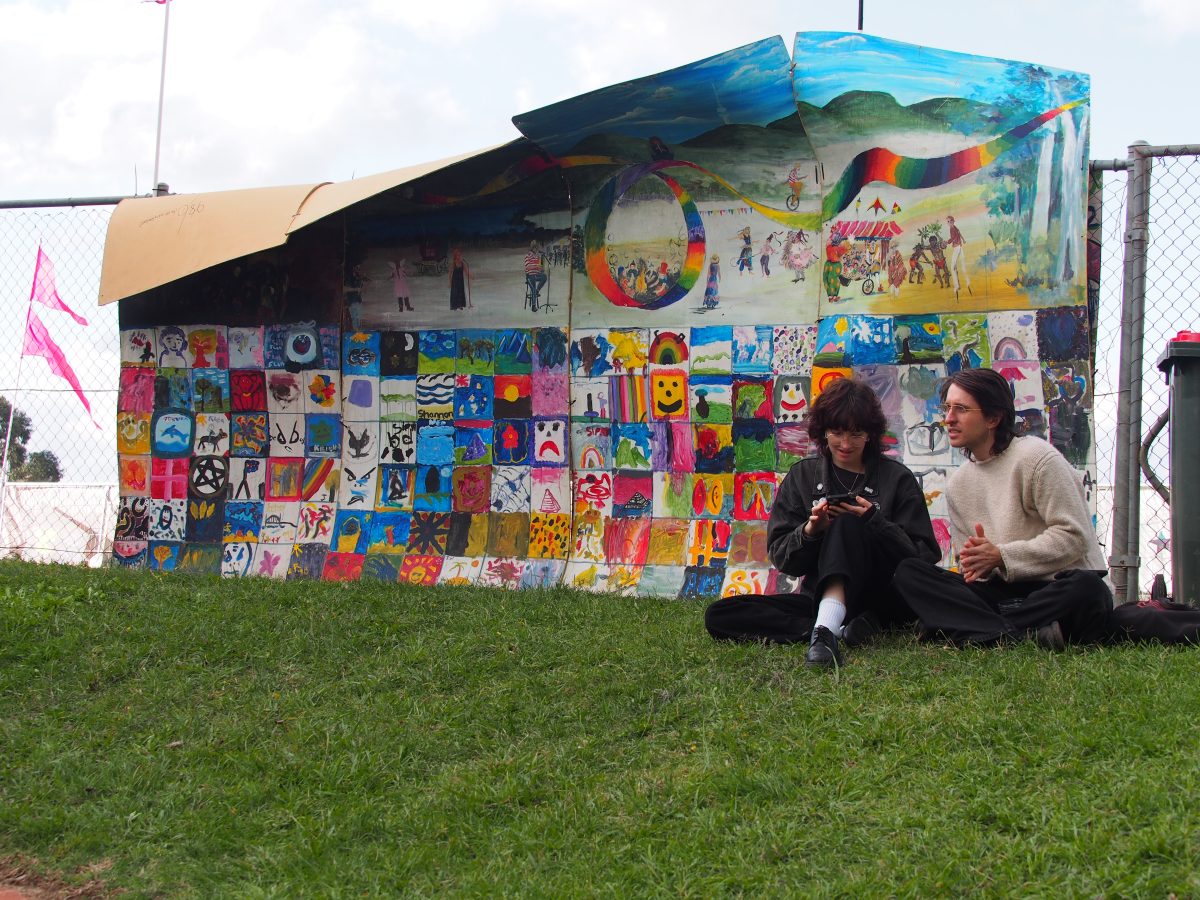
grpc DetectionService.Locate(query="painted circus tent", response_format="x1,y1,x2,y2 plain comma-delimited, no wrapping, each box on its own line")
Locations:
108,33,1095,595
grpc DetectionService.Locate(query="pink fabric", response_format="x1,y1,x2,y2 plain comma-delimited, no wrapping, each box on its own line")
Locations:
30,246,88,326
22,309,98,427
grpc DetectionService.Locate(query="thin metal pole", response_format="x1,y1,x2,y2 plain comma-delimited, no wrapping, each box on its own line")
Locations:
858,0,864,30
151,0,171,193
0,255,37,548
1110,140,1151,603
1124,145,1152,604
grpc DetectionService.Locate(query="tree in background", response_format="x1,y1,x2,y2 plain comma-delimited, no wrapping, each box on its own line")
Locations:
0,395,62,482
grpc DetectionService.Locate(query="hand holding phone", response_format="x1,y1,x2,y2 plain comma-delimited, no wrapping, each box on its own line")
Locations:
824,492,859,506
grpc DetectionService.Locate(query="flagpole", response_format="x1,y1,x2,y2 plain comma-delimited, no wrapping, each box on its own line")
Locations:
0,256,37,549
151,0,171,194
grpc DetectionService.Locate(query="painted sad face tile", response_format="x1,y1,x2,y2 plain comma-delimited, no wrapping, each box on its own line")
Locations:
532,418,567,466
649,370,688,421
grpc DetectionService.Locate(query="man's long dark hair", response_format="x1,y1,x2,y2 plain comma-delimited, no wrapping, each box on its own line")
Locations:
806,377,887,461
940,368,1019,458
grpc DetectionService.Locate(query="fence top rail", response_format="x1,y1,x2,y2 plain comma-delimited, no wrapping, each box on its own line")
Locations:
0,196,147,210
1132,144,1200,159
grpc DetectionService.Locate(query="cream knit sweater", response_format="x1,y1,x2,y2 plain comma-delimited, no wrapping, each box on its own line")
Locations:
947,435,1107,581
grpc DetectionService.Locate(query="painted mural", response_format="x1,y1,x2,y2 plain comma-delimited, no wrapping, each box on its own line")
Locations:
112,33,1095,599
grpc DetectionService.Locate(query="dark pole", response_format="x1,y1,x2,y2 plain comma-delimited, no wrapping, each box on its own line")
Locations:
858,0,864,30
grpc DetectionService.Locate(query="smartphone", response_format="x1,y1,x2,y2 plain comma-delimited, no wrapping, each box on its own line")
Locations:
824,492,859,506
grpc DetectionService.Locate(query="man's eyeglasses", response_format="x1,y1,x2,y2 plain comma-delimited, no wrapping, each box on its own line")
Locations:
826,429,868,442
938,403,982,417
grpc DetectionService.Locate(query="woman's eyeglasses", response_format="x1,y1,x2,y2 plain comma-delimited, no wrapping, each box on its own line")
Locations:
826,429,868,442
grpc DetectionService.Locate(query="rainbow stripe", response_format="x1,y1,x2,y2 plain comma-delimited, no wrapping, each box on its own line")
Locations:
822,99,1085,220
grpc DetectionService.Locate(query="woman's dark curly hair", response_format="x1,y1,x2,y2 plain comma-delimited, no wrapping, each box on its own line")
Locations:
806,377,887,460
940,367,1019,458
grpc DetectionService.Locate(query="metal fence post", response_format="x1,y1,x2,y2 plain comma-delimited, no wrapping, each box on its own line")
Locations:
1110,141,1152,604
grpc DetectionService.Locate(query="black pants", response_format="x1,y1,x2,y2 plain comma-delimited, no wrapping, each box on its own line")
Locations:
893,558,1112,646
705,513,913,644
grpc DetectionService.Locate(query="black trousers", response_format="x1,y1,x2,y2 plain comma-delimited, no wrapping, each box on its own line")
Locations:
893,558,1112,646
705,513,914,644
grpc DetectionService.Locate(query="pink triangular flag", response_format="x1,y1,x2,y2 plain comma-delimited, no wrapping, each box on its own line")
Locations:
30,246,88,327
22,308,99,428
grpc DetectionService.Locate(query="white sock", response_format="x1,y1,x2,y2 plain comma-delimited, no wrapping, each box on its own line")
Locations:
815,598,846,637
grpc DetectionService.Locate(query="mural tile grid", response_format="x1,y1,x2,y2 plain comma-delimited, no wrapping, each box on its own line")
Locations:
113,307,1092,598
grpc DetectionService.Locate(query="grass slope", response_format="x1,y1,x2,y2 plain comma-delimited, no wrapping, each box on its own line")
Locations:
2,560,1198,897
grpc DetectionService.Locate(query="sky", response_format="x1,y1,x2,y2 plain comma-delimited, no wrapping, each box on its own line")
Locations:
0,0,1192,492
0,0,1192,201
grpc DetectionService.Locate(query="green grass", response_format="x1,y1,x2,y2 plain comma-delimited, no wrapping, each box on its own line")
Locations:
2,559,1199,897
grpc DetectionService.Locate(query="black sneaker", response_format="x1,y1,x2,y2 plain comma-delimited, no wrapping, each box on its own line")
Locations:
1034,620,1065,651
842,611,883,648
806,625,844,669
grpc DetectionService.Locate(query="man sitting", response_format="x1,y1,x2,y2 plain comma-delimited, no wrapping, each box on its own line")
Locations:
893,368,1111,647
524,242,547,311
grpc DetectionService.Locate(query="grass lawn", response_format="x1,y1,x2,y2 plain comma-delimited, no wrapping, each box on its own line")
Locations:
2,559,1199,897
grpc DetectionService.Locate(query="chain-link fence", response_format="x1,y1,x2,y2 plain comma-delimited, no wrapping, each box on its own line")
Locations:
1131,148,1200,597
2,149,1198,583
0,205,120,565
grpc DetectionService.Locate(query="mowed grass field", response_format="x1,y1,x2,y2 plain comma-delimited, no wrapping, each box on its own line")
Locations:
2,559,1199,897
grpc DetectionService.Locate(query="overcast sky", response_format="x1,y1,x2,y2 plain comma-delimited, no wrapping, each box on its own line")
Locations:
0,0,1192,201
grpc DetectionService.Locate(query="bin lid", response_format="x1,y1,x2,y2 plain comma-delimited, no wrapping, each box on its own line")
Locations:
1157,338,1200,373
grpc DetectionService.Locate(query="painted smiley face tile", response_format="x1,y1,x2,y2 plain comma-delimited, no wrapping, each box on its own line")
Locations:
649,370,689,421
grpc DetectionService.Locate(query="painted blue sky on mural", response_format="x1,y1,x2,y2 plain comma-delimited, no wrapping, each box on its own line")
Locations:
794,32,1090,111
514,37,798,156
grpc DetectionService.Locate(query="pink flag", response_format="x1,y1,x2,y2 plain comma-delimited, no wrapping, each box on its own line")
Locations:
30,246,88,327
22,309,99,428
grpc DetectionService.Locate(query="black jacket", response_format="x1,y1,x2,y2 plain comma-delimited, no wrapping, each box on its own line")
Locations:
767,453,940,593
